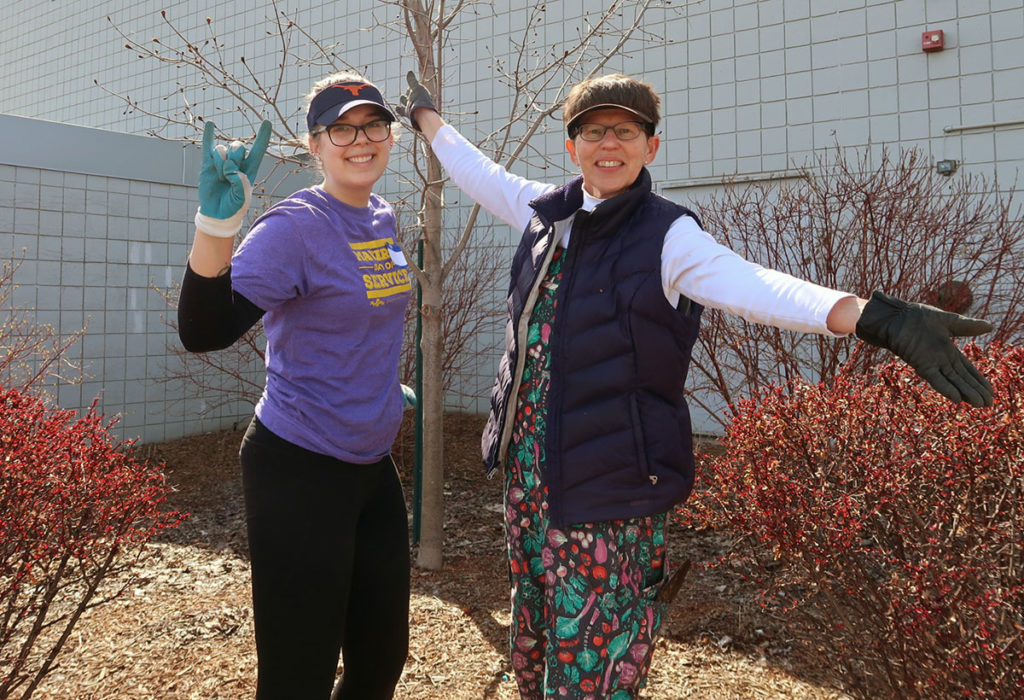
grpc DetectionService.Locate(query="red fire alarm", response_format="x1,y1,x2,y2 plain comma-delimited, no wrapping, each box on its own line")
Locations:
922,30,944,52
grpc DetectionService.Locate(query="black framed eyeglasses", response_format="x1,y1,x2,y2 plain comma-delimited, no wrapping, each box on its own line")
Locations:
314,119,392,147
573,121,651,142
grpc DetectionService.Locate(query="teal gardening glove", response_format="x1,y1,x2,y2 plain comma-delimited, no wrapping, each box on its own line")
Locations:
396,71,437,132
855,290,995,407
195,119,272,238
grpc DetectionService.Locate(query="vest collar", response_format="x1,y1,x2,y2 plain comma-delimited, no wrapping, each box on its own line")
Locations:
530,168,653,228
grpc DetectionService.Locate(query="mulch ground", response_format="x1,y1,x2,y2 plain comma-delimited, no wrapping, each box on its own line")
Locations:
32,413,850,699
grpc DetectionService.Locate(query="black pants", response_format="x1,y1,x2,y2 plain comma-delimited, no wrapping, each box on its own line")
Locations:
239,417,410,700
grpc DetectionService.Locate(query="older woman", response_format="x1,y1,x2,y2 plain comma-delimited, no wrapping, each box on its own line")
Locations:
399,71,992,699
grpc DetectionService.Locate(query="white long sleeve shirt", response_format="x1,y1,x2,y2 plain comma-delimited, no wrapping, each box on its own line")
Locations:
430,124,851,336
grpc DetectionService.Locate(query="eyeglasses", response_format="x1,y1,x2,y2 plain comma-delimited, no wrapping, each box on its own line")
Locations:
314,119,392,147
573,121,651,142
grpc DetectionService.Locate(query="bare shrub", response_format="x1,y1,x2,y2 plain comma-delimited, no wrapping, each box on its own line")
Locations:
0,392,185,700
678,344,1024,698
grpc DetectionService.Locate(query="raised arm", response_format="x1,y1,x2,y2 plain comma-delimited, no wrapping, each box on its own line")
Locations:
179,119,272,352
397,71,551,232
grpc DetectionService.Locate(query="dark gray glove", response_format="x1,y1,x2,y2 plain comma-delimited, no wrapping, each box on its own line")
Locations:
855,290,994,407
397,71,437,132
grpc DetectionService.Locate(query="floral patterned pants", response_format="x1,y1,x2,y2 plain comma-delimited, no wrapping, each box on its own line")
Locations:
504,248,669,699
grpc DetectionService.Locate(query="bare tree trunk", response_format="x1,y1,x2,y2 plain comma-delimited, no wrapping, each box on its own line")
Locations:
402,0,449,569
417,150,446,570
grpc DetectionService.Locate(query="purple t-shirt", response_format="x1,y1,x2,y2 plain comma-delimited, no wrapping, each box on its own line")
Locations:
232,186,412,463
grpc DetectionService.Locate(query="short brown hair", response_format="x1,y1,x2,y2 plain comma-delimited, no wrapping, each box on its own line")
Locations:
562,74,661,137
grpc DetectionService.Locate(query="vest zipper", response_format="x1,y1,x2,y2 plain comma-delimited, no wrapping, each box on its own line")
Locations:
496,225,564,466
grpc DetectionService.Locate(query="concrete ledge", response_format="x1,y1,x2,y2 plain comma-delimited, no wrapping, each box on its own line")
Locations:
0,113,202,186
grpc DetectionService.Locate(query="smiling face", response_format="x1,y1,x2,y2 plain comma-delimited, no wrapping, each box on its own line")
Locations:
565,107,660,200
308,104,394,207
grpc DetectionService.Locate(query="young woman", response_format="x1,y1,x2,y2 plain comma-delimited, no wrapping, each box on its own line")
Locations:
178,72,412,700
398,72,993,699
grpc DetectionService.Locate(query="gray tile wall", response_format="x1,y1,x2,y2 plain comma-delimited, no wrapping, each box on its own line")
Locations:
2,0,1022,431
0,115,266,443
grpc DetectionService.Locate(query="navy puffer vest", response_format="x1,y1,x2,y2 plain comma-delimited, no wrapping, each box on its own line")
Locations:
482,169,704,527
